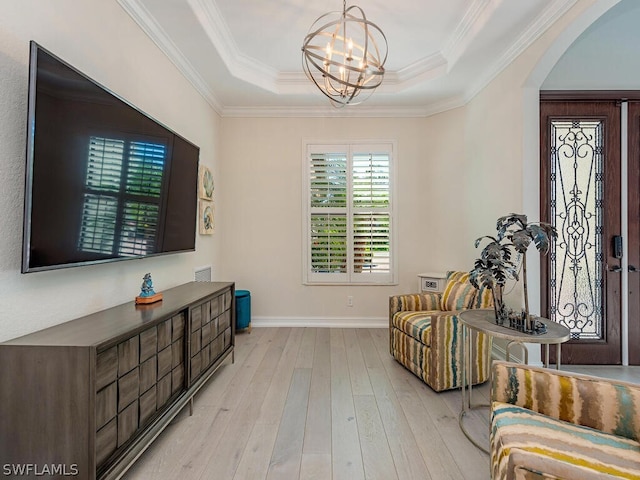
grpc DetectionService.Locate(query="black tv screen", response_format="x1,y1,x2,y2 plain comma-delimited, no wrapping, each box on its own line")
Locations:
22,42,199,273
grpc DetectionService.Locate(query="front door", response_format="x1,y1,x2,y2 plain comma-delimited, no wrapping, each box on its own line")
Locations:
540,100,622,365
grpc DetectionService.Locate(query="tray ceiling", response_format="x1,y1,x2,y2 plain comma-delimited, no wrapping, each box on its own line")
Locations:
118,0,578,116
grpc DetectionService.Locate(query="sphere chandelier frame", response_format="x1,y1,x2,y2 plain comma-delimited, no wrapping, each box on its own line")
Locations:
301,0,388,107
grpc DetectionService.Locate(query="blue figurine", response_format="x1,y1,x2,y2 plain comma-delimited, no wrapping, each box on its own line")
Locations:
140,273,156,297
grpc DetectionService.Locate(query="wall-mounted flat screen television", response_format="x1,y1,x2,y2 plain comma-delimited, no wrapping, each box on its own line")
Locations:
22,41,199,273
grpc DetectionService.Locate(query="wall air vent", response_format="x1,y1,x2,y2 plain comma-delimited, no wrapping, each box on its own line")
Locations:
194,265,212,282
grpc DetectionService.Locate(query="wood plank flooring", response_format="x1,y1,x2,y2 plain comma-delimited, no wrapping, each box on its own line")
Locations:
122,327,640,480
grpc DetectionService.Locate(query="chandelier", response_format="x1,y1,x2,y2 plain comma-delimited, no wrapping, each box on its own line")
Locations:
301,1,388,107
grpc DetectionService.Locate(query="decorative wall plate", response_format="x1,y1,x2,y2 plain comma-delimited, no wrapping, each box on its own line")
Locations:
199,200,214,234
199,165,214,200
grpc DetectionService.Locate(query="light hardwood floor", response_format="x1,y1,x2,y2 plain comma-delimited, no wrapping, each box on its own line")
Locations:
122,327,640,480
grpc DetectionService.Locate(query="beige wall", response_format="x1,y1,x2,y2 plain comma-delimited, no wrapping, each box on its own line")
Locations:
216,106,518,326
218,114,469,325
0,0,221,342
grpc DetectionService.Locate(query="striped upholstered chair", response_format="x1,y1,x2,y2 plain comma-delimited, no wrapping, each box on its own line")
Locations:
491,361,640,479
389,270,492,392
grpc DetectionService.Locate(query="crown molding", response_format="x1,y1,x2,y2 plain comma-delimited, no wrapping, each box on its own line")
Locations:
496,0,578,78
121,0,470,100
464,0,578,103
220,105,429,118
220,95,466,118
187,0,279,92
395,53,448,84
119,0,578,119
276,61,445,94
117,0,223,114
442,0,499,71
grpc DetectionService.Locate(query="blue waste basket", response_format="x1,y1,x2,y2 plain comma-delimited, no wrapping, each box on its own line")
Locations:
235,290,251,332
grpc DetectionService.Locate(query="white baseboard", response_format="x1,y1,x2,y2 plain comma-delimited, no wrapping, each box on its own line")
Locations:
251,316,388,328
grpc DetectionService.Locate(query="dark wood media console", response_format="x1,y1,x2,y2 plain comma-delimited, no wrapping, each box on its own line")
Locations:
0,281,235,480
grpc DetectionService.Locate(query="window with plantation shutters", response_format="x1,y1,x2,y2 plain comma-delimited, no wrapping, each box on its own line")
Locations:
304,143,396,284
78,136,167,256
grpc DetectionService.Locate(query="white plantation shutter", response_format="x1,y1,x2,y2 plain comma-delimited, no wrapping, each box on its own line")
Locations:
352,152,389,208
304,143,395,284
352,151,391,280
310,213,348,274
310,153,347,208
308,151,349,281
352,212,391,277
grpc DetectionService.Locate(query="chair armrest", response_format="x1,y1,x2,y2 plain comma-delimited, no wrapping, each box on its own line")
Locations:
389,293,441,319
491,361,640,442
428,311,491,390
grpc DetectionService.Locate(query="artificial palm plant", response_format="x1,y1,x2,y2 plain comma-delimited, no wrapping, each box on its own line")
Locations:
469,213,557,332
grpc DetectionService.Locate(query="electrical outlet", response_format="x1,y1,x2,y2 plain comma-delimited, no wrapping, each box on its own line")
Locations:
347,296,353,307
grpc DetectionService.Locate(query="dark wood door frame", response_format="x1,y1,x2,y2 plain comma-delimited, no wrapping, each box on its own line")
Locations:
628,102,640,365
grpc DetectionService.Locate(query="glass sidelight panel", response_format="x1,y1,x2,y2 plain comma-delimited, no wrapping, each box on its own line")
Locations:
549,120,604,340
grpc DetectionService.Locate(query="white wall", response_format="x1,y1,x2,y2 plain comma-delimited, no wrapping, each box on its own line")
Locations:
0,0,220,342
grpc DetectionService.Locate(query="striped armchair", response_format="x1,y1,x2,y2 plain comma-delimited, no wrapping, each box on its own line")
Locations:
491,361,640,479
389,271,492,392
